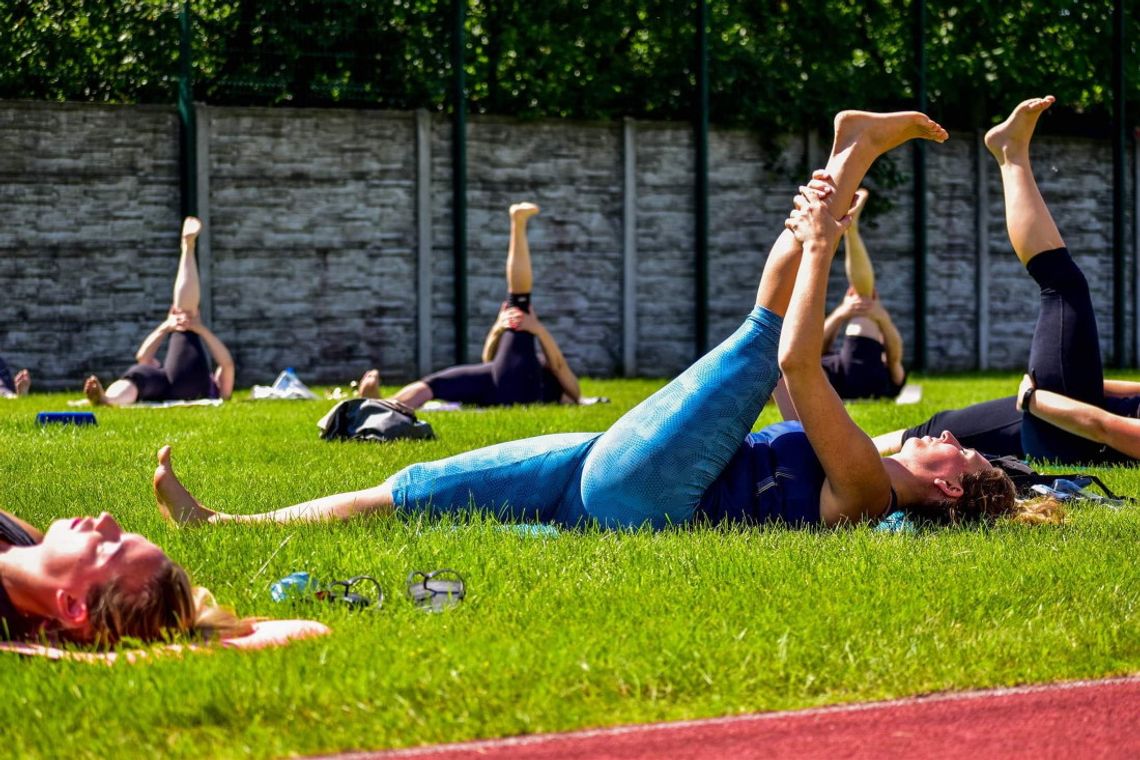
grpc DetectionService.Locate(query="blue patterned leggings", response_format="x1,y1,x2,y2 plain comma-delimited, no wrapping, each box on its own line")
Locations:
389,307,784,528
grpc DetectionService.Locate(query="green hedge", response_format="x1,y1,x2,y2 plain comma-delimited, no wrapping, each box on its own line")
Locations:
2,1,1136,132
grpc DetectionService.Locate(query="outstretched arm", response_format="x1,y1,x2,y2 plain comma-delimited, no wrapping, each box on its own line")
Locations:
534,324,580,402
780,180,892,527
1019,375,1140,458
185,315,235,400
868,298,906,386
135,316,179,366
481,305,511,363
1103,379,1140,398
821,306,848,354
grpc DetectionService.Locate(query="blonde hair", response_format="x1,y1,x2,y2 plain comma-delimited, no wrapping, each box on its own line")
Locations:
81,558,253,647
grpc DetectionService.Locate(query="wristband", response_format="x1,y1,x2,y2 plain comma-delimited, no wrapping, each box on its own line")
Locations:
1021,385,1036,416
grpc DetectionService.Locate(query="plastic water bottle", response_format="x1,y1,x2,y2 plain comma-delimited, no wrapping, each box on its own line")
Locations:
272,367,299,393
270,571,318,602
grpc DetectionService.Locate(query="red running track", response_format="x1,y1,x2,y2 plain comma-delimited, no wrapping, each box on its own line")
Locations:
320,676,1140,760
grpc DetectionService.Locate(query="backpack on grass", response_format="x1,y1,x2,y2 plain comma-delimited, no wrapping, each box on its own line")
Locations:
318,398,435,443
985,455,1130,502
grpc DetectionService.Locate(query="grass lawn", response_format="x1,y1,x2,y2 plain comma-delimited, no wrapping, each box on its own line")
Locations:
1,373,1139,759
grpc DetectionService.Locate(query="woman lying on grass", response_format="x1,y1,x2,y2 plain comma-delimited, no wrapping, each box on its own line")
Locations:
875,96,1140,466
0,358,30,399
155,110,1052,533
355,202,581,408
85,217,235,407
818,188,908,400
0,509,247,645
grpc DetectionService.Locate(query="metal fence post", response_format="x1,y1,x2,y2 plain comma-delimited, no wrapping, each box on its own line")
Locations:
694,0,710,358
452,0,468,364
178,1,197,219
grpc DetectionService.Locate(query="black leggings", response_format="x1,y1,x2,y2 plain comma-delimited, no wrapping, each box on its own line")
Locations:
905,248,1124,463
1019,247,1113,462
821,335,901,399
121,332,214,402
423,329,559,406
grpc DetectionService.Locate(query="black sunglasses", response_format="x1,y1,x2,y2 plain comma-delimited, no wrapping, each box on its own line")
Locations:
406,569,466,611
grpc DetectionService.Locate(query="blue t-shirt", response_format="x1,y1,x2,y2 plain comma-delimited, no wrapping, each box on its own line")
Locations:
697,421,825,527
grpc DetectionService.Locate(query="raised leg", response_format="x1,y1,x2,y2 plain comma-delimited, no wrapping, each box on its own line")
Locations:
581,111,947,528
984,96,1063,264
843,188,875,297
172,217,203,314
154,445,395,525
506,203,539,296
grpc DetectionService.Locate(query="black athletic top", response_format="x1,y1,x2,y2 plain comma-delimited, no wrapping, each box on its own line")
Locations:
0,512,37,641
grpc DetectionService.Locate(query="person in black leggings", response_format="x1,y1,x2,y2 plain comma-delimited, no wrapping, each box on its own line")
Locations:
0,357,30,399
875,96,1140,465
820,188,907,400
84,217,235,406
357,202,581,407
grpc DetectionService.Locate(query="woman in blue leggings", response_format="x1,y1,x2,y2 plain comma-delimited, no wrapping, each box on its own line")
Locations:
155,111,1031,532
875,96,1140,465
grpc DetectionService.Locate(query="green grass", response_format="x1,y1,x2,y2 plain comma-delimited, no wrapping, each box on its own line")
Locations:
2,374,1139,759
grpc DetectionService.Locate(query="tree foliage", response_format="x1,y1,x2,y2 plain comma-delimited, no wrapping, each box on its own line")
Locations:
1,1,1136,131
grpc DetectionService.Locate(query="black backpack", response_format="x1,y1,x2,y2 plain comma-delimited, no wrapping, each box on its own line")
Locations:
317,398,435,443
985,455,1127,501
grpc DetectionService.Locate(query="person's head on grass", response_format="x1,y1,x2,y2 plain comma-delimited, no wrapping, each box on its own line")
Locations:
0,512,247,646
891,430,1061,525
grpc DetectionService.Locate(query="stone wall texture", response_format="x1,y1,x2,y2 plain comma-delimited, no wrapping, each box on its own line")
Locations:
1,100,1136,389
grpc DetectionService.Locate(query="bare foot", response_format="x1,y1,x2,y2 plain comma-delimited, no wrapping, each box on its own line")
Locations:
154,446,218,526
181,216,202,243
832,110,949,162
357,369,381,399
13,369,30,396
984,96,1055,166
84,375,107,406
848,188,870,221
509,202,540,223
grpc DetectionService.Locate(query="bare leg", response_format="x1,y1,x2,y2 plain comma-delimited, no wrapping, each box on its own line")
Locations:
172,217,203,314
85,376,138,406
984,96,1062,264
757,111,947,316
845,315,885,344
390,380,433,408
843,188,874,297
358,368,433,408
13,369,30,396
506,203,539,295
154,445,395,526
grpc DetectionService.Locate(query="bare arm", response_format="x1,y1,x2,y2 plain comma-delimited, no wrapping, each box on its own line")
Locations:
135,319,176,365
481,305,511,362
534,324,581,402
186,317,235,400
772,376,798,421
869,301,906,386
1020,376,1140,458
821,309,847,354
780,184,891,527
1103,379,1140,398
